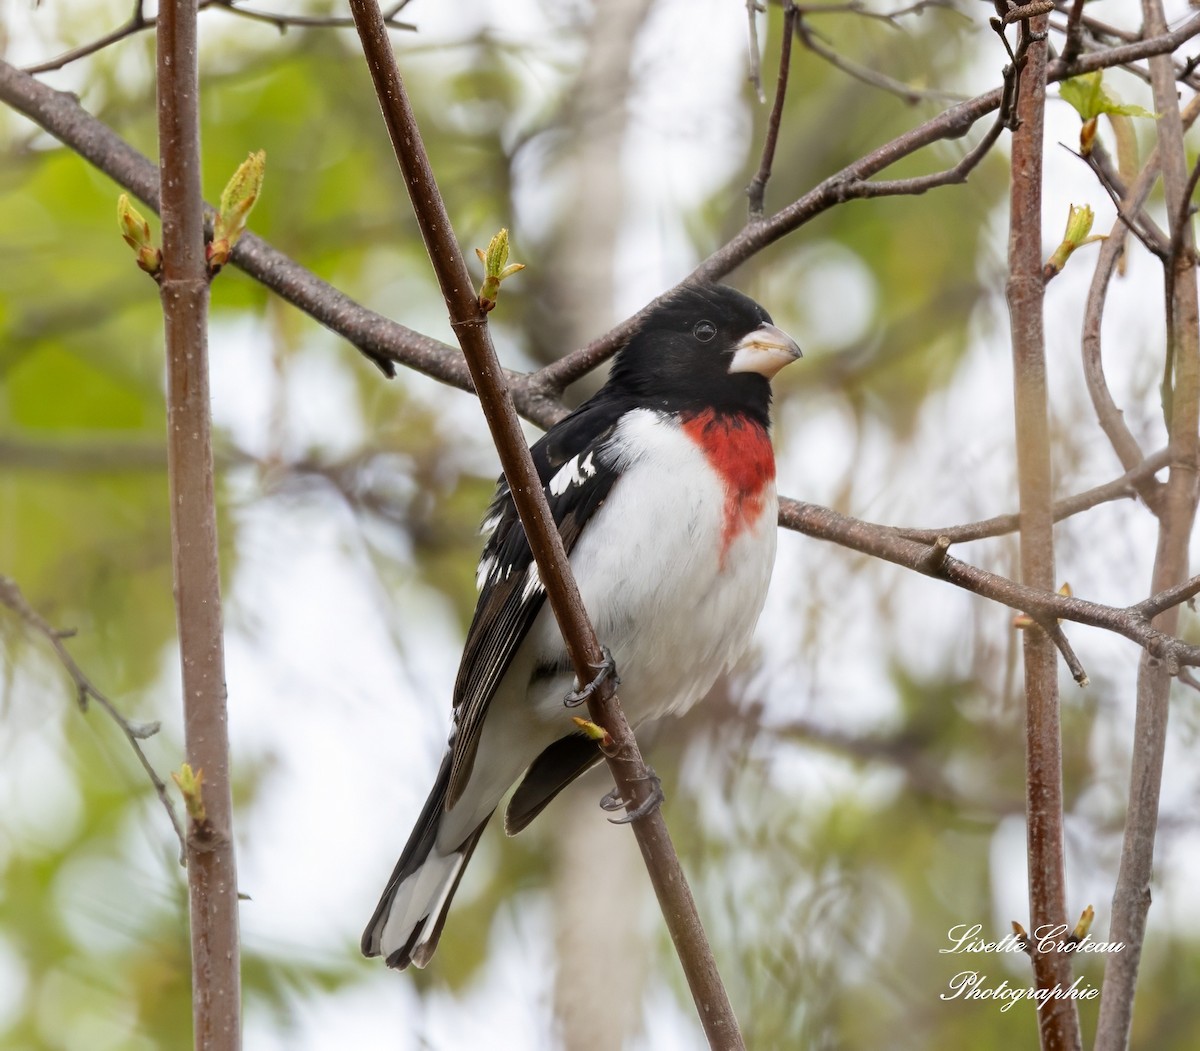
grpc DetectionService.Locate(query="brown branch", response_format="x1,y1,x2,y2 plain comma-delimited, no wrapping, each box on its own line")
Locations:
792,12,968,105
533,14,1200,397
155,0,241,1045
0,60,497,408
777,499,1200,671
5,13,1197,411
1060,0,1088,66
0,574,187,862
1133,574,1200,621
745,0,767,103
894,448,1172,544
747,2,798,218
1097,0,1200,1044
847,110,1005,199
1005,11,1082,1045
1080,141,1171,260
1080,136,1173,510
346,2,744,1045
794,0,963,25
22,0,415,75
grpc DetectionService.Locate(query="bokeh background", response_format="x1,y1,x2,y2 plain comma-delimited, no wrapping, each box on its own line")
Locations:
3,0,1200,1047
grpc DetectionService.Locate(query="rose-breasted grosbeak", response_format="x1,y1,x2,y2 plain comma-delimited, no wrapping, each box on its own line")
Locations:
362,283,801,969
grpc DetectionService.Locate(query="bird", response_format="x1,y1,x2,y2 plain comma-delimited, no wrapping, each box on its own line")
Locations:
361,282,801,969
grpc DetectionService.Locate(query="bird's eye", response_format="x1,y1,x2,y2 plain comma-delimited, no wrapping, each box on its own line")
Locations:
693,320,717,342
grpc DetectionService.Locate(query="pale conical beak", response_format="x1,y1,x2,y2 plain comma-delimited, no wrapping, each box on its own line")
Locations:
728,322,802,379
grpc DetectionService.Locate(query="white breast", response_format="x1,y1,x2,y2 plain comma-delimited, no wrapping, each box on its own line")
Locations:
530,408,778,725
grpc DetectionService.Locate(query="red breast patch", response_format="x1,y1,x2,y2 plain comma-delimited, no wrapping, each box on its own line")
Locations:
681,410,775,565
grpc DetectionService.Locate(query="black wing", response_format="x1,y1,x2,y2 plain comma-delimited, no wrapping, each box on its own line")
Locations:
445,391,630,806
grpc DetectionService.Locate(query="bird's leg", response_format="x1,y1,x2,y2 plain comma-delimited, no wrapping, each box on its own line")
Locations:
600,767,665,824
563,645,619,707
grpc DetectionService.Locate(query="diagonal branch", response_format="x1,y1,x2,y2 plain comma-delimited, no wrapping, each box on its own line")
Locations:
792,10,968,104
747,1,798,218
779,499,1200,678
347,2,745,1045
894,448,1171,544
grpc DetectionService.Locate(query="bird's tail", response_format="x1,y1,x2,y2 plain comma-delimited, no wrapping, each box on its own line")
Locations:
361,752,493,969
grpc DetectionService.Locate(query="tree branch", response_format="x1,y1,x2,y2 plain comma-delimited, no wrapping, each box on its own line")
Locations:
747,2,797,218
894,448,1171,544
6,11,1198,412
1004,11,1082,1043
155,0,241,1045
22,0,416,75
0,574,187,862
1096,1,1200,1045
778,499,1200,672
792,10,968,105
347,2,744,1045
1078,118,1189,515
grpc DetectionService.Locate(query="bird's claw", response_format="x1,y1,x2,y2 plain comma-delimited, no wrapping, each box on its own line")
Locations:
601,768,664,824
563,646,619,708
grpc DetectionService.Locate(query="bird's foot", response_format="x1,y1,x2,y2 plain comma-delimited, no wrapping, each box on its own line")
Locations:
563,646,619,708
600,767,664,825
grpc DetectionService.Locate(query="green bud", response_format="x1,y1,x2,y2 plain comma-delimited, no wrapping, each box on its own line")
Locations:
1044,204,1103,280
1072,904,1095,943
571,715,613,748
211,150,266,270
117,194,162,278
171,762,207,823
476,227,525,311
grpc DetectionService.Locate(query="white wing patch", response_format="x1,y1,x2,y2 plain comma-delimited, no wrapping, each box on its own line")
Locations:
476,449,597,593
480,510,504,537
520,562,544,602
475,555,496,591
548,451,596,496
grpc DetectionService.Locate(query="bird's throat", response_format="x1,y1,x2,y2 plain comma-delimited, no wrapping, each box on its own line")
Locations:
681,410,775,565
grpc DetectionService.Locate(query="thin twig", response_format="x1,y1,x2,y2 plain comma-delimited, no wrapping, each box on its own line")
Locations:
794,0,962,25
792,13,967,104
22,0,416,75
850,110,1005,198
777,498,1200,672
347,2,745,1045
1079,95,1200,520
1077,141,1171,259
745,0,766,103
894,448,1172,544
1133,574,1200,621
1041,619,1088,686
0,574,187,862
747,2,797,217
1060,0,1088,66
1176,154,1200,243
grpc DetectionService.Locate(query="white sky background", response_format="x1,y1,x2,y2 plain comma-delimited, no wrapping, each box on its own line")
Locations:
6,0,1200,1047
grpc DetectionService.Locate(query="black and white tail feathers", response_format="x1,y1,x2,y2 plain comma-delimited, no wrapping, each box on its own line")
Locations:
361,753,492,969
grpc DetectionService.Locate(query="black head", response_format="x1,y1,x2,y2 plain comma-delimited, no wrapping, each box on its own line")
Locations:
605,284,801,426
